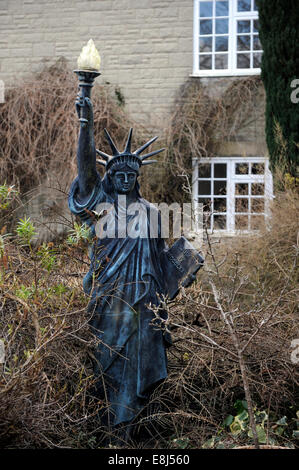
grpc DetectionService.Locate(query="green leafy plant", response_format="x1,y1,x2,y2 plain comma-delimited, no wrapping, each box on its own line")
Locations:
225,400,267,444
50,283,68,296
16,216,36,246
202,436,226,449
292,411,299,439
66,222,91,246
37,243,57,272
15,284,35,301
171,437,190,449
202,400,297,448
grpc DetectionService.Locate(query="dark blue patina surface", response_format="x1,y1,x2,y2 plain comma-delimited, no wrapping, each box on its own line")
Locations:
69,174,171,426
69,87,202,429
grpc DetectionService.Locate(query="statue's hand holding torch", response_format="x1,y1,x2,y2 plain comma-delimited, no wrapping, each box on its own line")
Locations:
74,39,101,128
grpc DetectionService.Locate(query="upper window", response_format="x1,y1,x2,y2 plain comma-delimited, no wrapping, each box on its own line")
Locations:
193,0,262,76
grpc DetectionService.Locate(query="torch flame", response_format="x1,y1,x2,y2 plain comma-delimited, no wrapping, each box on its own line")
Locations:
77,39,101,71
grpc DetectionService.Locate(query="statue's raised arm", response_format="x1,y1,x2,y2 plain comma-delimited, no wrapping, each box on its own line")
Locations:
75,93,99,203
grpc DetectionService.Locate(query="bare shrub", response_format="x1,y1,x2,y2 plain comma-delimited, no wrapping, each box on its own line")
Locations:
143,187,298,448
162,76,264,204
0,58,141,195
0,236,102,448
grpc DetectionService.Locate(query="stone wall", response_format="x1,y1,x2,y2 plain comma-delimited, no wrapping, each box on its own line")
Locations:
0,0,194,129
0,0,266,147
0,1,268,242
200,76,267,157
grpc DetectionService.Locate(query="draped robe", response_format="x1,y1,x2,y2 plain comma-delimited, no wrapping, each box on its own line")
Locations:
68,175,171,426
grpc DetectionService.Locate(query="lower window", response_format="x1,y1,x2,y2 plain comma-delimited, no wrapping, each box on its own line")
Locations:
192,156,273,233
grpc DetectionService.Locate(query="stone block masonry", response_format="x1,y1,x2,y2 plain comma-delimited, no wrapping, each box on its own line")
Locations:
0,0,193,130
0,0,265,152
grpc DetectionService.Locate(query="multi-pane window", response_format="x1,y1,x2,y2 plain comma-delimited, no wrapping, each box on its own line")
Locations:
193,0,262,76
192,157,273,233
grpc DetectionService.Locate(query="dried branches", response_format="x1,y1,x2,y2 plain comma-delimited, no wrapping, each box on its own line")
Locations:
145,188,298,448
0,59,139,195
164,76,264,201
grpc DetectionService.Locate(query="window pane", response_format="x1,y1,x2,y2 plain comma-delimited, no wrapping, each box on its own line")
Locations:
214,180,227,195
200,36,213,52
237,35,251,51
254,0,258,11
214,163,227,178
198,180,211,195
251,198,264,213
253,19,259,32
235,198,248,212
236,163,249,174
215,36,228,51
251,163,264,174
237,53,250,68
198,198,212,212
216,18,228,34
198,164,211,177
214,214,226,229
214,198,227,212
235,183,248,195
235,215,249,230
251,183,264,195
253,35,261,50
199,54,212,69
216,1,229,16
237,20,251,33
238,0,251,12
200,19,213,35
253,52,262,67
215,54,228,69
200,1,213,17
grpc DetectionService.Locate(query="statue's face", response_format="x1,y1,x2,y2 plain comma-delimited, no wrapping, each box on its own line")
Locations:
111,170,137,194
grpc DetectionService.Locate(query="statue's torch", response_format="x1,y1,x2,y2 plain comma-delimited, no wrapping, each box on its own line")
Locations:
74,39,101,126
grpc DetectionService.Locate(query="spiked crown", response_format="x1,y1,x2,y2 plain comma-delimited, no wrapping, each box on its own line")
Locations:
96,128,165,173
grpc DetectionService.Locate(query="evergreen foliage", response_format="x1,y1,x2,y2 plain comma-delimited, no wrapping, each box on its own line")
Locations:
258,0,299,176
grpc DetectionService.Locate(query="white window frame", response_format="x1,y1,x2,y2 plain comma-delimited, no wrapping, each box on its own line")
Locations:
192,0,262,77
192,156,274,236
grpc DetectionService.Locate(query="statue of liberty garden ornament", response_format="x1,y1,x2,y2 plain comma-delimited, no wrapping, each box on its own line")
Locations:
69,40,204,439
